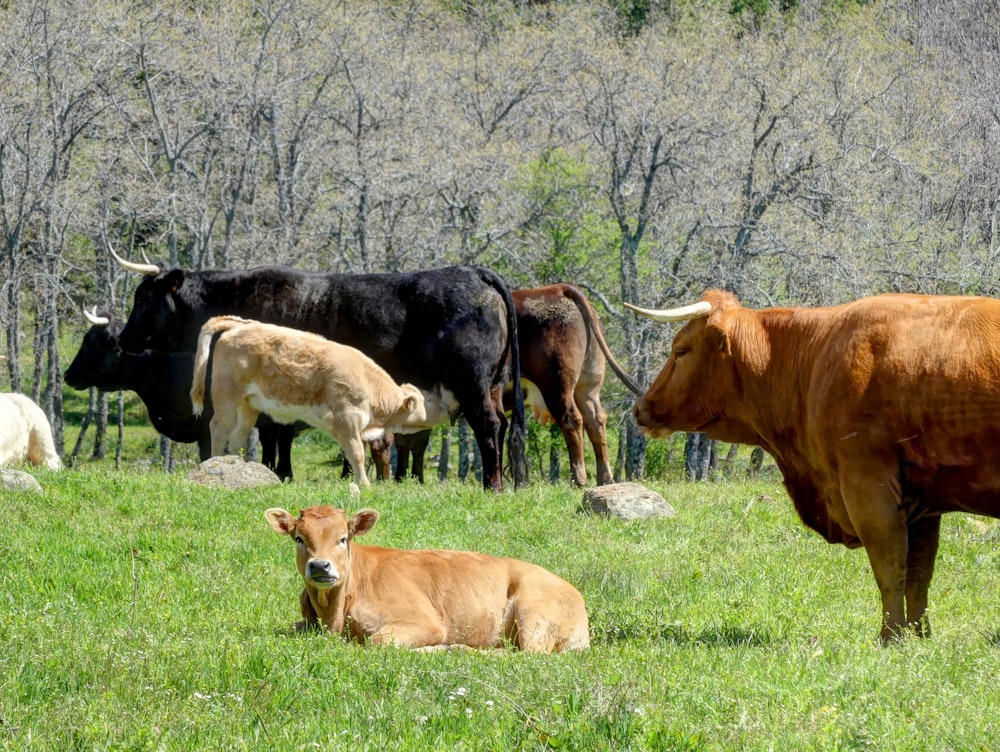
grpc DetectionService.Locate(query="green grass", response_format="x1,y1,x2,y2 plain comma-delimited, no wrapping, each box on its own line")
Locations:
2,465,1000,750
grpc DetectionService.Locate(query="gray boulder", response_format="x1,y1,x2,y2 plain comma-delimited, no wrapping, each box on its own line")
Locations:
0,469,44,493
582,482,677,520
186,455,281,489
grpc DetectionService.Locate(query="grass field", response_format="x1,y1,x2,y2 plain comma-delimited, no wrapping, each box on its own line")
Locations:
3,440,1000,750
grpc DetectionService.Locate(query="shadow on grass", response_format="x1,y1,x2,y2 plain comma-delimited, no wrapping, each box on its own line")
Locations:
597,621,773,648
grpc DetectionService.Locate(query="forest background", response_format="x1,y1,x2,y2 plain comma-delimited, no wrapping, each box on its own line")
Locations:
1,0,997,479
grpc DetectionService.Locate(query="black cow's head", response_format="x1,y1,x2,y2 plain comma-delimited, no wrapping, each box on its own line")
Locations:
64,308,124,390
117,268,191,354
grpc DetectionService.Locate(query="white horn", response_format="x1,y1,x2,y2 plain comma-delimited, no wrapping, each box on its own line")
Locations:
109,243,160,276
624,300,713,322
82,305,110,326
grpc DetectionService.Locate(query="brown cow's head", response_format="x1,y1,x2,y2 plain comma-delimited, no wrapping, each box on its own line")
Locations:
265,506,379,591
628,290,756,443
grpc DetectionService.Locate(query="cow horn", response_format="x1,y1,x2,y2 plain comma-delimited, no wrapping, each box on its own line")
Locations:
82,305,110,326
109,243,160,276
624,300,713,322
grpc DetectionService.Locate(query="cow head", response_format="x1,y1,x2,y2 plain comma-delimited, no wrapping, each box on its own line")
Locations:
64,307,125,390
117,268,190,353
265,506,379,591
389,384,435,430
628,290,756,443
111,246,190,353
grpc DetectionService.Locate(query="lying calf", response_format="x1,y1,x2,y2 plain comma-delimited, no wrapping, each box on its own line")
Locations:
265,505,591,653
0,392,62,470
191,316,434,486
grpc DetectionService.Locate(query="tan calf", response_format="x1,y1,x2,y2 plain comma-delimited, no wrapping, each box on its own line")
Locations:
265,505,591,653
191,316,433,486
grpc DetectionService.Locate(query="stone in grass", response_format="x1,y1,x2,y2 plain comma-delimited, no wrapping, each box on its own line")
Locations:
582,482,677,521
186,455,281,489
0,469,44,493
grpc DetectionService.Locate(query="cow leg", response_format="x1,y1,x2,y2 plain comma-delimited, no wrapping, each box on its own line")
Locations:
410,434,428,483
369,621,449,649
371,436,392,482
575,387,613,486
465,386,506,492
258,422,278,471
274,424,296,481
905,515,941,637
842,468,908,642
334,426,371,487
209,410,235,456
394,443,410,482
227,403,259,459
546,393,588,487
296,588,320,632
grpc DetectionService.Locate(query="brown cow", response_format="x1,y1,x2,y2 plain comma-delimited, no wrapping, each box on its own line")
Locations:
191,316,441,486
265,505,591,652
513,284,643,486
628,289,1000,642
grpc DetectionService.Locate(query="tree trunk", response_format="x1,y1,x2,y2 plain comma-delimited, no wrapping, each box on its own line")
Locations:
458,419,472,481
4,254,23,392
438,428,450,481
92,390,110,460
625,417,646,480
548,423,561,484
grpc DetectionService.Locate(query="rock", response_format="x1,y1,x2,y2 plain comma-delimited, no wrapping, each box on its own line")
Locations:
0,469,43,493
582,482,677,520
185,455,281,489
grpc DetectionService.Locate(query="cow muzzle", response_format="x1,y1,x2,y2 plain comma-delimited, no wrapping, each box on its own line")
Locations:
304,559,340,588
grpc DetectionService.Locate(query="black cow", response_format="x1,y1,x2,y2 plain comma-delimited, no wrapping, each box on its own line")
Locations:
111,254,527,491
63,310,300,479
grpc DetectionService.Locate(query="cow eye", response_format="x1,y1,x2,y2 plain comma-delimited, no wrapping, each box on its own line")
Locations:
294,535,305,546
673,347,689,359
340,535,348,546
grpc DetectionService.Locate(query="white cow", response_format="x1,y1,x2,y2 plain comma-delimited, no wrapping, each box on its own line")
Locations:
191,316,436,486
0,393,62,470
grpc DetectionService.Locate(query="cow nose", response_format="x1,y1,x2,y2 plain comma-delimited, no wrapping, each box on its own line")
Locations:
305,559,338,584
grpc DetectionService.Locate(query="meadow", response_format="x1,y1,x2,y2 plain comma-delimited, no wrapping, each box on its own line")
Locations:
2,432,1000,751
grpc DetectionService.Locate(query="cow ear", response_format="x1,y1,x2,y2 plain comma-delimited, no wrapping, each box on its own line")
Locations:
265,508,297,536
706,317,733,356
164,268,185,293
349,509,380,539
404,395,417,411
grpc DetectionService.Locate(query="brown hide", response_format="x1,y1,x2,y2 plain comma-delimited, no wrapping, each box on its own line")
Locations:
265,505,591,653
513,284,642,486
191,316,434,486
633,289,1000,641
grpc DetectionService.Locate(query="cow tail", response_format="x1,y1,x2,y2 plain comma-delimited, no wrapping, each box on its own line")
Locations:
190,326,213,417
190,317,241,416
477,267,528,488
564,284,644,396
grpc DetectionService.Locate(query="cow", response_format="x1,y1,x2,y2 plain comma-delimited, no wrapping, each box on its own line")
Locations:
513,284,643,486
111,252,526,491
627,289,1000,642
265,505,591,652
388,284,644,486
0,393,62,470
191,316,439,487
63,308,302,480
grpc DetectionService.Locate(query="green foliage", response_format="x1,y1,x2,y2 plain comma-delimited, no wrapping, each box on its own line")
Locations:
504,148,619,289
3,472,1000,749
